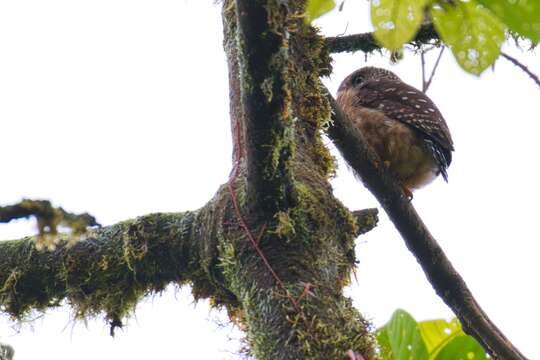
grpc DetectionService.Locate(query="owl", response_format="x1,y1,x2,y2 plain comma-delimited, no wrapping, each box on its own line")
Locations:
336,66,454,195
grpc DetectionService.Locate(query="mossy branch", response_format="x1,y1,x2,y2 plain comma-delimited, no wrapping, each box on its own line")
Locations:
0,210,229,330
325,23,440,54
0,199,99,248
325,88,526,360
352,208,378,236
234,0,296,217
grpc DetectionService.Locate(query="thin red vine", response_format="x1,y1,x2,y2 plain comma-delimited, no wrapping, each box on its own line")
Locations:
227,120,301,309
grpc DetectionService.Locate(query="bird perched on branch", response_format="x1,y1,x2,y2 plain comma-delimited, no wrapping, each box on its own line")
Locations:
336,66,454,197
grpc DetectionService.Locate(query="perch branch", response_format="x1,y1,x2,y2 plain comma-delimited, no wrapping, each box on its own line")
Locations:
325,88,526,360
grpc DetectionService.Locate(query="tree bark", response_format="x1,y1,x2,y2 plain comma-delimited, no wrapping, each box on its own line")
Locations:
0,207,238,327
219,1,378,358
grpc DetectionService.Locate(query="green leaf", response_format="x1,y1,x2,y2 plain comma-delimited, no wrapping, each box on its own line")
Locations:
305,0,336,23
377,312,490,360
477,0,540,42
418,318,463,359
377,309,429,360
377,326,394,359
371,0,428,50
431,0,506,75
433,335,489,360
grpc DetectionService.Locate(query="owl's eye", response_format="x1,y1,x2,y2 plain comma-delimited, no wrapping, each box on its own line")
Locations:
351,74,364,87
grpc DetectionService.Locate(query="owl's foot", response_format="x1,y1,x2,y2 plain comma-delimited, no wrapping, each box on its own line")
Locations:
402,186,413,201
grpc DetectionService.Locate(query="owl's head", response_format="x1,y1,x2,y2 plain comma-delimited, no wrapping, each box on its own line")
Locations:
337,66,401,94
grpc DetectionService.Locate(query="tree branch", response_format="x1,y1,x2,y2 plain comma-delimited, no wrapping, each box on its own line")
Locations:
325,89,526,360
0,199,99,240
0,209,235,330
234,0,295,217
352,208,378,236
325,23,440,54
422,47,445,93
501,51,540,89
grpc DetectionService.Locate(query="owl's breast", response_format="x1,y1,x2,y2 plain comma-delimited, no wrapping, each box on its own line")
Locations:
339,96,438,189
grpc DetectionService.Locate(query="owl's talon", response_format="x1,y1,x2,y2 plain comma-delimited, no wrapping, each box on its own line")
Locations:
402,187,413,201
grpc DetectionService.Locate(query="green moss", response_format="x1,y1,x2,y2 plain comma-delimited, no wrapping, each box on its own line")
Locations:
273,211,296,238
214,2,379,356
292,295,376,359
0,212,207,329
287,23,337,179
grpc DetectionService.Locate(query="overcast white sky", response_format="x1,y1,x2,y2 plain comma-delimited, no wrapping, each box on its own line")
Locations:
1,1,539,359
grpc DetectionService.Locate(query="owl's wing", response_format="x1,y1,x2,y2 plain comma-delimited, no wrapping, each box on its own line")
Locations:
355,78,454,178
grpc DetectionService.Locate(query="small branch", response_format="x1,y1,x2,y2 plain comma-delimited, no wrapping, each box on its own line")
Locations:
325,88,526,360
325,29,380,54
0,211,207,325
325,23,439,54
501,51,540,89
0,199,99,247
421,51,427,92
422,47,445,93
351,208,378,236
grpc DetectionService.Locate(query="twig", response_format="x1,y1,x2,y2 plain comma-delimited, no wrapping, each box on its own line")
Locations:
422,47,445,93
421,51,427,92
425,47,444,92
324,87,526,360
501,51,540,89
294,282,314,304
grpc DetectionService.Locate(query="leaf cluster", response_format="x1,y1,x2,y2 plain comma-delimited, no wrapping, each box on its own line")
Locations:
376,309,489,360
307,0,540,75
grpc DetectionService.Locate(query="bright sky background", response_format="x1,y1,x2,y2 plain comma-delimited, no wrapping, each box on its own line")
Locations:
0,1,539,359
